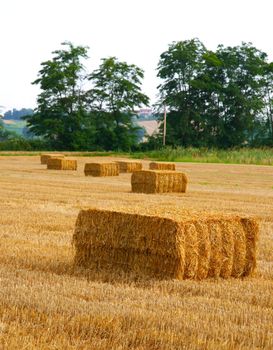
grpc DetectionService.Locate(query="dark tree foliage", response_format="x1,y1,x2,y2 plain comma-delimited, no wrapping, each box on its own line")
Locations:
155,39,273,148
24,45,148,150
261,62,273,143
156,39,205,146
88,57,149,150
24,42,96,150
215,43,267,147
21,39,273,151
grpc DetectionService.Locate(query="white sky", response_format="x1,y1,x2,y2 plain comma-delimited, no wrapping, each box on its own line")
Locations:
1,0,273,112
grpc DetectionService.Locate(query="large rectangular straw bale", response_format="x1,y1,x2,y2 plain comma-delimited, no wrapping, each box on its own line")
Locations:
149,162,176,170
73,208,259,280
116,161,143,173
47,158,77,170
131,170,187,193
40,153,65,164
84,162,119,177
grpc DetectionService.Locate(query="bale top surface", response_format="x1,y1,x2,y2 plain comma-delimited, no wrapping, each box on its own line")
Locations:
85,162,117,165
134,170,179,175
117,160,142,164
84,162,119,169
150,162,175,165
149,162,176,169
80,206,257,224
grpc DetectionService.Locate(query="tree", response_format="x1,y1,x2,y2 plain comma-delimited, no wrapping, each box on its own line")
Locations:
215,43,267,147
261,61,273,143
88,57,149,150
24,42,95,149
156,39,271,148
156,39,208,146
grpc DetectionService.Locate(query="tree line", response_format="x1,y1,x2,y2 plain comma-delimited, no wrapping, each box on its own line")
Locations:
24,42,148,151
156,39,273,148
22,39,273,150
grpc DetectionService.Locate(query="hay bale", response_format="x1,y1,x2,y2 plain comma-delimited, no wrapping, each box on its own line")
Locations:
149,162,176,171
47,158,77,170
40,153,65,164
131,170,188,193
116,161,142,173
72,208,259,280
84,162,119,177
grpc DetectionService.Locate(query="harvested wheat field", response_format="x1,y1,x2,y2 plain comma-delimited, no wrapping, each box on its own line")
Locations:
0,155,272,350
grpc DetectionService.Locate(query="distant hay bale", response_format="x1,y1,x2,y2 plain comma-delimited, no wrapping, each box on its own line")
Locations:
47,158,77,170
72,208,259,280
149,162,176,171
131,170,188,193
116,161,143,173
40,153,65,164
84,162,119,177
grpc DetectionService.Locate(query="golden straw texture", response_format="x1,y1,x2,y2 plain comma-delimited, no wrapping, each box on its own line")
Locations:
84,162,119,177
40,153,65,164
73,208,259,280
149,162,176,170
131,170,188,193
47,158,77,170
116,161,143,173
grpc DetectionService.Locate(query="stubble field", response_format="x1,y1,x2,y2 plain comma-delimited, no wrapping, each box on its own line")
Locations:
0,155,272,349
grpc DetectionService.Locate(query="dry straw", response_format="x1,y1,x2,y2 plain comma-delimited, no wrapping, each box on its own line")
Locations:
40,153,65,164
72,207,259,280
84,162,119,177
116,161,143,173
131,170,188,193
47,158,77,170
149,162,176,170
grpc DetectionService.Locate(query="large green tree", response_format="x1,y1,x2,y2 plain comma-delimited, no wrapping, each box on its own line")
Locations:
24,42,95,149
261,61,273,143
88,57,149,150
156,39,271,148
215,43,267,147
156,39,208,146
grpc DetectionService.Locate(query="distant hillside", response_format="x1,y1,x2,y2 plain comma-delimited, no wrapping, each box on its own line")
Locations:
2,119,26,136
3,108,33,121
137,120,159,137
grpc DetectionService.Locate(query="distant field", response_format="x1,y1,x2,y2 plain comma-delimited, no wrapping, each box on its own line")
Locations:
0,156,272,349
1,148,273,166
2,120,16,125
137,119,159,136
2,119,26,135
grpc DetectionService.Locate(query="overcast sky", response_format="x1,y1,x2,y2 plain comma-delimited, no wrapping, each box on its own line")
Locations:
1,0,272,112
